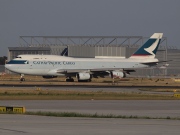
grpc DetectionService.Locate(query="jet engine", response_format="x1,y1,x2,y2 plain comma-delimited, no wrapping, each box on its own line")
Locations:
42,76,57,79
110,71,126,78
76,73,91,81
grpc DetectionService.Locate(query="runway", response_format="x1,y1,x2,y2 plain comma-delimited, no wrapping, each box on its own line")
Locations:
1,114,180,135
1,83,180,134
1,100,180,117
1,100,180,135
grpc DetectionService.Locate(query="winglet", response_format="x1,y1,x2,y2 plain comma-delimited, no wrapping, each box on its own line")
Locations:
129,33,163,59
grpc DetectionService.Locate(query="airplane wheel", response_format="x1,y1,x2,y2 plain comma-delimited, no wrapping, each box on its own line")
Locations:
78,80,91,82
70,78,74,82
78,80,81,82
20,78,25,81
88,79,92,82
66,78,74,82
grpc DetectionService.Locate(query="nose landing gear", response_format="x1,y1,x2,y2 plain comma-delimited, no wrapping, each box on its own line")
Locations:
20,74,25,81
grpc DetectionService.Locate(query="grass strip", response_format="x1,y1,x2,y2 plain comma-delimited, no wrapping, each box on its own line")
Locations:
2,111,178,120
25,111,180,120
0,90,177,100
139,88,180,92
0,93,175,100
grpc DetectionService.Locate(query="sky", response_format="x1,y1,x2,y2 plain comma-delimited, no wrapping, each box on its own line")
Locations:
0,0,180,56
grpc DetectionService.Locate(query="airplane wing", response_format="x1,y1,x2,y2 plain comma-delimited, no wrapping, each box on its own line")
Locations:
56,68,135,78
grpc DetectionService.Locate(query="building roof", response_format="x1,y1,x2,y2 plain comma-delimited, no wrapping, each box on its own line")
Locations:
8,47,50,51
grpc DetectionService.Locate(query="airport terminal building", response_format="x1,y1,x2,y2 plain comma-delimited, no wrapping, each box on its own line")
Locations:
6,35,180,77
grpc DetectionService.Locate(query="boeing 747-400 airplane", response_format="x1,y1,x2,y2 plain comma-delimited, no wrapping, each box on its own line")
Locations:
5,33,163,82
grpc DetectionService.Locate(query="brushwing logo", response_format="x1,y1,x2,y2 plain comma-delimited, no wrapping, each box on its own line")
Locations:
144,36,160,56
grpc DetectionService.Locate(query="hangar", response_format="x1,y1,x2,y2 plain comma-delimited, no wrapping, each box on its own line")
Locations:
7,35,180,77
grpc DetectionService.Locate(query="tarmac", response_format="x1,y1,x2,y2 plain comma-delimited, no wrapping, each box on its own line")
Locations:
1,80,180,135
1,114,180,135
1,100,180,117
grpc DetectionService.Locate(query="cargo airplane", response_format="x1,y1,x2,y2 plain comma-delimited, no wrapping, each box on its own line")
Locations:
5,33,163,82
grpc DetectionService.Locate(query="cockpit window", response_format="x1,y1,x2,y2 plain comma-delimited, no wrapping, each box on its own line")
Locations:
16,56,22,58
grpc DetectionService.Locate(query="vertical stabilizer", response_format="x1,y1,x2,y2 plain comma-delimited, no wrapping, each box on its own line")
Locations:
129,33,163,59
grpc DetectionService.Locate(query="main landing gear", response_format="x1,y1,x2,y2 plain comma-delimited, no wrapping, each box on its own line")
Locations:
66,76,74,82
78,79,91,82
20,74,25,81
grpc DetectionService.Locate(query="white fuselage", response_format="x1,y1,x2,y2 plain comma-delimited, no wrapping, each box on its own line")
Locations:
5,55,158,76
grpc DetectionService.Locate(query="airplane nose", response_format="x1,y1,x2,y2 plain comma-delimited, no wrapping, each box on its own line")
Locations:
5,64,14,71
5,64,11,70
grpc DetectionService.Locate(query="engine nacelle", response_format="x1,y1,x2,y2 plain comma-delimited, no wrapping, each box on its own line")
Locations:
111,71,126,78
42,76,57,79
76,73,91,80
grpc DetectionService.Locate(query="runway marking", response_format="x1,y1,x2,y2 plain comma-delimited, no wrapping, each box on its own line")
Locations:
0,128,27,133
